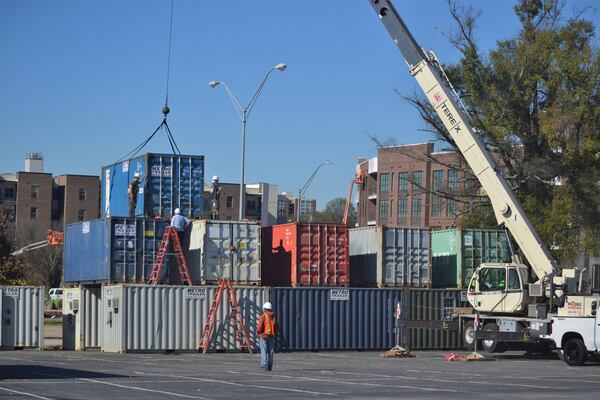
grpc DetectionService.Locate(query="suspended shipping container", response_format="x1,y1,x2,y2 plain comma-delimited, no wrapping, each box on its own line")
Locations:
0,286,44,349
62,286,102,350
101,153,204,219
63,217,182,285
185,220,261,285
262,223,349,287
271,287,401,351
101,284,269,353
431,229,511,288
349,227,429,287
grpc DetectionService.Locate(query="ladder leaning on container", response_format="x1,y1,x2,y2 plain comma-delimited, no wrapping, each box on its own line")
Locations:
198,278,253,354
147,226,192,285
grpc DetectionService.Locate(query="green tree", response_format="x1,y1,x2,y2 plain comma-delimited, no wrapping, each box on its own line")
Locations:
313,198,357,227
0,212,27,285
404,0,600,264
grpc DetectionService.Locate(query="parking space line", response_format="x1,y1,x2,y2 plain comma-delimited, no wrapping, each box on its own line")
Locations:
0,386,53,400
78,378,210,399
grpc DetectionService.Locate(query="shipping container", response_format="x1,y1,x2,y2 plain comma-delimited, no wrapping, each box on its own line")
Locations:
101,153,204,219
271,287,401,351
403,288,470,350
0,286,44,349
262,223,349,287
64,217,182,285
101,285,269,353
62,286,102,350
349,227,429,287
185,220,260,285
431,229,511,288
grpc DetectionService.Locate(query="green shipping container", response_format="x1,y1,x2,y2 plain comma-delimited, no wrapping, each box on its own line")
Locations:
431,229,512,288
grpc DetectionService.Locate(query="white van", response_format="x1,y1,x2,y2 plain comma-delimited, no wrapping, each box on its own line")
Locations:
48,288,63,301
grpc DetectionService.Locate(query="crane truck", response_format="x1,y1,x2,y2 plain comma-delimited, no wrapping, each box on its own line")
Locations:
368,0,599,364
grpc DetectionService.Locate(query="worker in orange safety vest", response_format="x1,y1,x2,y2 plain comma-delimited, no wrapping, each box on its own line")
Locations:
257,302,277,371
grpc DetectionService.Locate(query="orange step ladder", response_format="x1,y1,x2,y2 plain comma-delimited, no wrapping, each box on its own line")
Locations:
198,278,253,353
147,226,192,285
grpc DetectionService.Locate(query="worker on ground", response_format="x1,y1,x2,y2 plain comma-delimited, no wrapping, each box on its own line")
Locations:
257,301,277,371
210,175,222,219
128,172,145,217
170,208,190,246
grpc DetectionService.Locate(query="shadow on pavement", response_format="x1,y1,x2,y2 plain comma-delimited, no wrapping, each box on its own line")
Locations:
0,365,125,380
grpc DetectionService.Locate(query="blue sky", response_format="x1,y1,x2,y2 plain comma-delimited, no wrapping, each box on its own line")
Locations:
1,1,598,209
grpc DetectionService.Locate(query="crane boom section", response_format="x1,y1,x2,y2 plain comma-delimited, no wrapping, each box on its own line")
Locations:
369,0,559,279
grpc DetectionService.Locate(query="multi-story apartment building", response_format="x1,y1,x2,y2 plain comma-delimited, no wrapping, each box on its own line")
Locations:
276,192,317,224
356,143,472,229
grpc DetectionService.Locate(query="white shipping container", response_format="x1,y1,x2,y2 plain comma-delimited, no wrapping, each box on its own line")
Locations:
63,286,102,350
0,286,44,349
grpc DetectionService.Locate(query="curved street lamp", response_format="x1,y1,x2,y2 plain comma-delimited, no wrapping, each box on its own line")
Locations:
297,160,333,222
209,63,287,220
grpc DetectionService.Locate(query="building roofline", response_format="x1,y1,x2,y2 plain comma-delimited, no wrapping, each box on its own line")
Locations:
378,142,433,150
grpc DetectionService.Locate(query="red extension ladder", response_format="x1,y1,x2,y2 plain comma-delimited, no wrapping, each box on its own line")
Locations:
147,227,192,286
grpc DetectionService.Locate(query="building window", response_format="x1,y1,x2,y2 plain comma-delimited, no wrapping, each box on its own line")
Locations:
226,196,233,208
412,171,422,191
412,198,421,218
448,199,458,216
379,200,388,219
398,172,408,192
79,188,87,201
379,173,390,192
398,198,408,217
78,209,86,221
30,207,37,220
448,169,459,189
433,170,443,189
432,195,442,217
4,187,15,199
246,199,257,211
31,185,39,199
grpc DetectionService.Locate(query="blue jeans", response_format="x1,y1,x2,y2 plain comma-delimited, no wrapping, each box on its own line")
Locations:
259,336,274,370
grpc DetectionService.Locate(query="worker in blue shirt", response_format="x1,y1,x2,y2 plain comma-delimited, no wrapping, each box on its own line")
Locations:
170,208,190,246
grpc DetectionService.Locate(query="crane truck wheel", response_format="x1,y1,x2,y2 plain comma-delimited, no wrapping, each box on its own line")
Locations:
463,321,477,351
482,323,505,353
563,338,587,366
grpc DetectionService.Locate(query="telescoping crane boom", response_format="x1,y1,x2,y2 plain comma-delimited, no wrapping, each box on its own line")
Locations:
367,0,577,315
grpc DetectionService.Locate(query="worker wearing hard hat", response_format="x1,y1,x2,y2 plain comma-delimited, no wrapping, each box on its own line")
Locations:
210,175,222,219
170,208,190,246
257,301,277,371
128,172,146,217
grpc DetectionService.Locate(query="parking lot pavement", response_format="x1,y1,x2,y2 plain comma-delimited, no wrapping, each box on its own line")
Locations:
1,350,599,399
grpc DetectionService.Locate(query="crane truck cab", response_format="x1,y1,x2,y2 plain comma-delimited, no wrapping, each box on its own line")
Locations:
467,263,529,314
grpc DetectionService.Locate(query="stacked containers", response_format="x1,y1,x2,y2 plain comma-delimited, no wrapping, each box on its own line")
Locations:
349,227,430,287
101,153,204,219
185,220,261,285
431,229,511,288
262,223,349,287
64,218,172,285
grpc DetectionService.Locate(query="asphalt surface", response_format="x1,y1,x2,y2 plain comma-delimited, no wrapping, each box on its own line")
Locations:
1,350,599,399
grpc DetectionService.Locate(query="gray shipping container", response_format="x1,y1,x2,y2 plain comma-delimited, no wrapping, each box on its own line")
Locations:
349,227,429,287
0,286,44,349
403,288,469,350
186,220,261,284
101,284,269,353
63,286,102,350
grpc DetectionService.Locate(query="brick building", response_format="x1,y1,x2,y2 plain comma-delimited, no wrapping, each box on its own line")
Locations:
356,143,472,229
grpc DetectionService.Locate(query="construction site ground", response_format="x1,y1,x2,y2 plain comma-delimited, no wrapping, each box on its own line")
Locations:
1,349,599,399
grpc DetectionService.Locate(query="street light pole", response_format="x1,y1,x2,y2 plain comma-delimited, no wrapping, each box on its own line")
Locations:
209,63,286,220
297,161,332,222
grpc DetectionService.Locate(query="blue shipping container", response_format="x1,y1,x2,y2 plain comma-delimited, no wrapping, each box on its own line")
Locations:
271,287,401,351
64,218,173,284
101,153,204,219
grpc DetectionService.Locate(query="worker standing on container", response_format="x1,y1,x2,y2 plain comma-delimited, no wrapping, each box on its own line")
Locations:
128,172,145,217
210,175,222,219
170,208,190,246
257,302,277,371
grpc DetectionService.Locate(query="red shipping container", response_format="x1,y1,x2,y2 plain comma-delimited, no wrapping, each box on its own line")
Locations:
263,223,349,286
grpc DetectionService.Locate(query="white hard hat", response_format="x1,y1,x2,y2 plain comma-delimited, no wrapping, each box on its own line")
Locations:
212,175,219,182
263,302,272,310
134,172,140,178
174,208,181,215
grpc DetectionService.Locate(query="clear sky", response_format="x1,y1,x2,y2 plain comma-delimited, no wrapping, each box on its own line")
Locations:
1,1,598,209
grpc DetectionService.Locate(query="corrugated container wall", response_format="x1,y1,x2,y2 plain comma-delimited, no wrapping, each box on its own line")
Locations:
403,288,470,349
262,223,349,287
101,153,204,219
62,287,102,350
431,229,511,288
64,218,175,285
186,220,261,285
101,285,269,353
0,287,44,349
349,227,429,287
272,287,401,350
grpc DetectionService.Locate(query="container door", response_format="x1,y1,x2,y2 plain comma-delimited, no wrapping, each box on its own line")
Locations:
111,218,138,282
102,287,123,353
233,223,259,282
205,222,233,281
61,289,80,350
321,225,348,286
298,224,320,286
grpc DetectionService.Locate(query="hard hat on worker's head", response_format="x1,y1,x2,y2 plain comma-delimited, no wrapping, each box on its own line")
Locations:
174,208,181,215
263,302,272,310
134,172,140,178
212,175,219,182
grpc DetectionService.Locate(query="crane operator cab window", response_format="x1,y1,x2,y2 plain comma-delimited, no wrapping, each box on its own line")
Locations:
469,266,522,293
